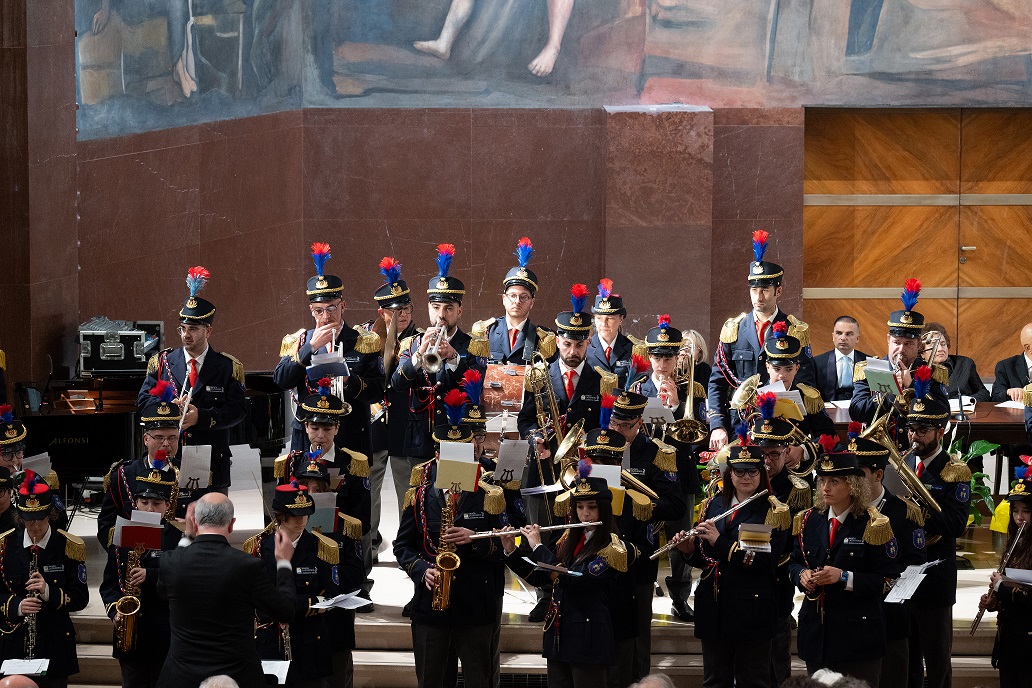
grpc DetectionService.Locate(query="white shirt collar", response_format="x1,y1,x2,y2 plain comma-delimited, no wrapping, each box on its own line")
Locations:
505,317,528,333
869,486,886,508
754,307,780,324
1024,353,1032,369
291,532,303,548
185,346,209,370
24,526,52,550
827,508,848,524
836,349,855,362
598,334,617,349
560,360,586,378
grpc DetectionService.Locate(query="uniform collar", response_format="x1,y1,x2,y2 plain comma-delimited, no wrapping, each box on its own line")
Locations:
24,526,51,550
185,345,209,369
559,360,586,377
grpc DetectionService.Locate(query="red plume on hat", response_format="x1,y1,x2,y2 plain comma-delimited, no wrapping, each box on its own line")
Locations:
818,434,838,455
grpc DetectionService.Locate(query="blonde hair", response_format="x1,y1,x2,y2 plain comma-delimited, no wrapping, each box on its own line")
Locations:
815,474,871,518
681,329,708,363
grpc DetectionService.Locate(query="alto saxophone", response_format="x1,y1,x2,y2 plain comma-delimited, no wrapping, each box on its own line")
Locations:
431,487,461,611
26,546,39,659
115,544,145,652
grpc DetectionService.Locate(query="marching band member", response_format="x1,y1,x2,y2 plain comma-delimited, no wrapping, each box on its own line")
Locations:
393,391,508,688
586,279,634,385
675,425,790,688
138,266,246,493
789,444,900,685
502,462,635,688
0,471,88,688
0,406,64,526
99,458,182,688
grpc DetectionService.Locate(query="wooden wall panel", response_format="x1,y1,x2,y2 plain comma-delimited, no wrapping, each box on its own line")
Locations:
804,298,958,360
804,205,959,288
804,110,960,195
961,110,1032,194
957,299,1032,381
959,206,1032,288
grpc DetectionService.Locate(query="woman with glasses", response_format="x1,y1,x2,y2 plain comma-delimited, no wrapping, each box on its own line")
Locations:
920,322,990,402
673,427,790,688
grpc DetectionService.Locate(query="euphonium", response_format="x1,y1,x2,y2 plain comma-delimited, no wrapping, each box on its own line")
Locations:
431,487,461,611
861,414,941,515
666,343,708,444
115,544,145,653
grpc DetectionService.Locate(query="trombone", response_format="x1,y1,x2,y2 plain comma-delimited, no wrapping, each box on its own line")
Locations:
422,319,447,373
861,414,941,515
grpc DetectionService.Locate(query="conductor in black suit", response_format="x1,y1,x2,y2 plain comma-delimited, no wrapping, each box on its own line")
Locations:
812,315,869,402
991,323,1032,402
156,493,296,688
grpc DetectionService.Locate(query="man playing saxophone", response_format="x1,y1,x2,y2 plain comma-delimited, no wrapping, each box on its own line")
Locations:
100,457,181,688
393,392,508,688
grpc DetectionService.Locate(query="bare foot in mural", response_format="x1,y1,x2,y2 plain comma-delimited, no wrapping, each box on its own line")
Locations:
413,40,452,61
528,45,561,77
173,57,197,98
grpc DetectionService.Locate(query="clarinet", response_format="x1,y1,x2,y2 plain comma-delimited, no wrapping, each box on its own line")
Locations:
26,546,39,659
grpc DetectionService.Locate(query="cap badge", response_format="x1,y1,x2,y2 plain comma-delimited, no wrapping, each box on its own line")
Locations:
912,399,926,412
517,268,528,279
761,420,772,433
157,403,171,416
186,297,198,309
294,492,308,506
307,461,320,473
598,432,610,445
447,428,461,440
437,278,449,290
391,283,403,296
469,407,482,419
821,459,834,471
577,480,590,492
317,397,330,409
316,276,328,289
25,496,38,508
848,438,858,452
149,469,163,481
900,312,913,324
658,332,670,342
4,428,15,438
570,314,583,326
752,263,763,274
597,299,611,310
1015,482,1027,495
775,339,789,350
738,447,752,459
618,393,631,405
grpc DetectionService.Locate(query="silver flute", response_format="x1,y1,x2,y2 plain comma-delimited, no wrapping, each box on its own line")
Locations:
650,489,769,560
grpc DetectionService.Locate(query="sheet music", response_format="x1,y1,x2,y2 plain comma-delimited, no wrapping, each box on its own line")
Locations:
885,559,944,603
1,658,49,675
262,660,291,684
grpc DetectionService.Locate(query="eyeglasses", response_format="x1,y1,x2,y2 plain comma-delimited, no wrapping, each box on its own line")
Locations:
609,420,639,431
145,433,180,445
177,325,209,335
732,467,760,477
390,305,414,315
310,305,340,317
504,293,533,304
0,449,23,458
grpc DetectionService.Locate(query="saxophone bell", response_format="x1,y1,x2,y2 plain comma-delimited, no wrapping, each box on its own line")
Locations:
115,544,146,653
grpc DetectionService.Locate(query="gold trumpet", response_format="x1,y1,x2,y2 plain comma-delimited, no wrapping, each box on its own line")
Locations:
861,414,941,514
115,544,145,652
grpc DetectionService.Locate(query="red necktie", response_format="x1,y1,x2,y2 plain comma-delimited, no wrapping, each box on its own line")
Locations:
916,461,925,478
565,370,576,401
189,359,198,389
510,328,518,350
605,346,612,362
757,321,769,348
829,518,840,547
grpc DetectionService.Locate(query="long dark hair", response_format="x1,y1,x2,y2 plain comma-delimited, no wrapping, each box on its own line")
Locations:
557,498,617,567
1006,500,1032,570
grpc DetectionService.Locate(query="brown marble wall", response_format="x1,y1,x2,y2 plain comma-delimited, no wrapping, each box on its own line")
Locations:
710,108,805,344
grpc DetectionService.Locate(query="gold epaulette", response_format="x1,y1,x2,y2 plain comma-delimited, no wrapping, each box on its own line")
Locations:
399,334,416,354
341,448,370,478
273,454,290,480
45,469,59,491
596,534,629,573
793,508,810,536
403,486,418,511
939,457,972,484
477,479,505,515
902,496,926,527
553,490,571,518
0,528,15,545
338,513,362,540
1024,384,1032,408
471,318,496,339
280,329,305,360
931,364,949,386
628,335,648,360
787,315,810,349
242,521,276,556
536,328,557,359
690,381,706,399
651,439,678,473
787,474,813,510
853,360,868,383
312,530,340,565
765,496,791,531
863,506,894,546
595,367,618,398
223,352,245,384
102,460,122,493
0,349,5,370
795,383,825,415
720,313,747,344
147,353,159,374
410,461,432,488
58,530,86,562
627,489,654,521
467,336,490,359
352,327,381,355
167,518,185,533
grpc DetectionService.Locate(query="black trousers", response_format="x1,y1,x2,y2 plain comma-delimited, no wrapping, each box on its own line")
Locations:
806,658,882,687
121,655,164,688
546,659,607,688
412,621,495,688
908,604,952,688
702,637,772,688
769,616,792,687
880,636,909,688
1001,666,1032,688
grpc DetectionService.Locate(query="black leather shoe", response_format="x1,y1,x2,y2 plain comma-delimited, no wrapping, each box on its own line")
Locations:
355,589,374,614
671,598,694,622
402,600,413,618
528,597,549,623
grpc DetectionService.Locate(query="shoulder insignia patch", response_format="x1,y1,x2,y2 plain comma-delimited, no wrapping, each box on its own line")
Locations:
720,313,748,344
280,329,306,360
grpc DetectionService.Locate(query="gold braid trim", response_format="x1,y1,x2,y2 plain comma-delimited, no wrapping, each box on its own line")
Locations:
536,328,557,359
939,459,972,484
903,496,926,527
58,530,85,562
0,349,5,370
280,329,306,360
787,478,813,511
352,327,381,355
339,513,363,540
651,440,678,473
627,489,654,521
595,367,618,398
243,521,276,555
863,506,894,546
853,361,868,383
553,490,572,518
342,449,370,478
787,315,810,349
720,313,747,344
223,352,245,384
793,508,810,536
147,353,159,374
931,364,950,386
765,496,791,531
596,534,629,573
399,335,416,355
478,479,505,515
628,335,648,360
410,461,432,488
796,384,826,415
471,318,496,338
312,530,340,564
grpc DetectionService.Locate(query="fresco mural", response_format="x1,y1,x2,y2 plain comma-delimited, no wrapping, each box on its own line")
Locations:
76,0,1032,139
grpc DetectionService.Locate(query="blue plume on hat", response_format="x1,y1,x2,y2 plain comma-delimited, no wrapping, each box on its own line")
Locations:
311,242,331,277
436,244,455,278
901,278,921,312
515,237,534,268
442,389,468,427
734,420,750,446
597,278,612,300
461,370,483,407
570,284,589,313
379,256,402,285
316,377,332,397
752,230,769,263
149,380,176,403
185,266,210,297
0,405,12,424
913,365,932,400
577,457,592,482
306,450,322,463
599,394,615,429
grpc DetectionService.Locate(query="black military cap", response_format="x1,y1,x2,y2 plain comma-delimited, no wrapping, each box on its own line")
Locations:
1008,477,1032,503
460,370,486,428
374,256,411,310
592,278,626,316
133,454,176,501
180,266,216,325
294,453,331,483
582,428,627,463
16,470,53,520
611,390,648,421
307,242,345,303
570,460,613,504
555,284,592,341
728,444,766,468
645,315,683,356
273,480,315,516
907,365,949,428
0,467,13,492
888,279,925,339
432,389,474,444
139,381,183,429
502,237,539,295
760,322,802,365
816,452,863,477
426,244,465,303
0,405,26,448
748,230,784,286
300,378,350,424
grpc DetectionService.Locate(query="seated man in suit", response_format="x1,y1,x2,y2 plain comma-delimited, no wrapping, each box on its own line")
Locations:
992,322,1032,402
813,315,869,402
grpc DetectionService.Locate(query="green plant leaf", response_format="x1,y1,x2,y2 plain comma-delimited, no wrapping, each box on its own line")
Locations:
965,440,1001,460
